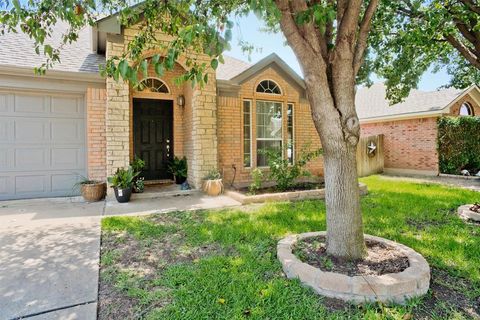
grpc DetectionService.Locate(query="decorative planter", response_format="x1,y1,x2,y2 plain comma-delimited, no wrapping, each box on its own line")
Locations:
113,187,132,203
277,232,430,305
458,204,480,222
203,179,223,196
80,182,107,202
175,175,187,185
226,183,368,205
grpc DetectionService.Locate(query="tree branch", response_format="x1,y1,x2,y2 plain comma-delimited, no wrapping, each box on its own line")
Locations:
445,33,480,68
458,0,480,15
353,0,379,76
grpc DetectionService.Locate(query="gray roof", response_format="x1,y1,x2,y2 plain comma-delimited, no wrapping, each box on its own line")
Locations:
356,83,464,120
216,55,251,80
0,21,105,74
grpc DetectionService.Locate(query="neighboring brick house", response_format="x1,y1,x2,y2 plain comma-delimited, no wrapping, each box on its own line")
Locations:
0,17,323,200
357,83,480,176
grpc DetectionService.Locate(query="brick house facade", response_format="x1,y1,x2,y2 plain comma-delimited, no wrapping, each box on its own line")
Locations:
358,85,480,175
2,16,480,200
82,21,323,189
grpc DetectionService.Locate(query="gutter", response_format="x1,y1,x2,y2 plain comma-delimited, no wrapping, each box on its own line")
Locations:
359,110,446,124
0,64,105,84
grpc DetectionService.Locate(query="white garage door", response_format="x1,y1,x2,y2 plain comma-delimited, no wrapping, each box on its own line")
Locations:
0,90,86,200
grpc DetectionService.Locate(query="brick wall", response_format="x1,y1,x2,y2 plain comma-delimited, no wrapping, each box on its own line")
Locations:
86,87,107,181
217,65,323,185
361,117,439,173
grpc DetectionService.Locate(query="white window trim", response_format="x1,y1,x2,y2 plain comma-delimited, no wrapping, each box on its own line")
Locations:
287,103,295,164
256,100,283,167
137,77,171,93
243,99,253,168
256,79,283,95
459,102,474,116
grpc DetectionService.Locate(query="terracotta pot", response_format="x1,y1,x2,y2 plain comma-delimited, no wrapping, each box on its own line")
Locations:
203,179,223,196
81,182,107,202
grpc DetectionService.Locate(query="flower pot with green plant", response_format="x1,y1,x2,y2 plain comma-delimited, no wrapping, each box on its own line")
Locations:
168,156,188,184
131,156,146,193
203,169,223,196
76,178,106,202
107,167,138,203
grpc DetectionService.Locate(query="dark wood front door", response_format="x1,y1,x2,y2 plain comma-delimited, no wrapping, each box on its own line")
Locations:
133,99,174,180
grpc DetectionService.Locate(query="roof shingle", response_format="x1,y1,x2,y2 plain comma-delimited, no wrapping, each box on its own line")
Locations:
0,21,105,74
356,83,463,120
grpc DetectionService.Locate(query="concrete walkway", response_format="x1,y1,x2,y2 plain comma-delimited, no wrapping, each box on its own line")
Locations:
380,174,480,192
0,191,240,320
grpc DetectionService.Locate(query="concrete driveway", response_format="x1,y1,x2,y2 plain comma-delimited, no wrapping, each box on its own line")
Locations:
0,191,240,320
0,198,104,320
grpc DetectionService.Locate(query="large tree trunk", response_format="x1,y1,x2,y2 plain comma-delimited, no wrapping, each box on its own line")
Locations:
322,139,365,259
307,81,366,260
274,0,378,260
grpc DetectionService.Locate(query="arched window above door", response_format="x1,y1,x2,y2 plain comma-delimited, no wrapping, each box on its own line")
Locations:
137,78,170,93
256,80,282,95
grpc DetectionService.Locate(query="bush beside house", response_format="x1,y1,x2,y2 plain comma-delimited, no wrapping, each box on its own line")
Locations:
438,116,480,174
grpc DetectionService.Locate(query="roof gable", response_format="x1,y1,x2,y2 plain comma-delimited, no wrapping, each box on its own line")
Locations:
229,53,305,90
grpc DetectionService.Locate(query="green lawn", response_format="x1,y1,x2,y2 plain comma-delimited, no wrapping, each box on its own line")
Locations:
98,176,480,319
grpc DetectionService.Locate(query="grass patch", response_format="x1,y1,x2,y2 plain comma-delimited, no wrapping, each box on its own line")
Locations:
99,175,480,319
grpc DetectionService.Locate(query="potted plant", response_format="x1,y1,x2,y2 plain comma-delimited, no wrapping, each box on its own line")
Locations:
203,169,223,196
107,167,138,203
131,156,146,193
76,178,106,202
168,156,188,184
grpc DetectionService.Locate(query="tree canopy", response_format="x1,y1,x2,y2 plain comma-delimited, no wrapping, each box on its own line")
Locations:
369,0,480,103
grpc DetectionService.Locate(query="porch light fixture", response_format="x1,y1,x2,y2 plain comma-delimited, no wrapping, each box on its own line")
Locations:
177,95,185,107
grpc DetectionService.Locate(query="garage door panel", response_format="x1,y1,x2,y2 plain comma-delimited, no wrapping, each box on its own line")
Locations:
51,97,84,116
51,147,84,169
51,173,80,193
15,119,48,142
0,90,86,200
0,94,7,112
15,175,47,194
15,148,48,169
51,119,84,143
14,94,47,113
0,176,8,195
0,119,10,142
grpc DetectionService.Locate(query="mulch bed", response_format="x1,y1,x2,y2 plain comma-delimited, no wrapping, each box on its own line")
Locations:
470,202,480,213
239,182,325,195
293,236,409,277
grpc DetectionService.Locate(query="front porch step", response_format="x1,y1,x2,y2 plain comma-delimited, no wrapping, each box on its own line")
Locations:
132,188,199,200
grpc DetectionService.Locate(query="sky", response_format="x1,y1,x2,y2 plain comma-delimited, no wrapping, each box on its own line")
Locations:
224,14,451,91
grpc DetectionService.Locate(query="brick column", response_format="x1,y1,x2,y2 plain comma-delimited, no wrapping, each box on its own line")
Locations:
189,71,218,188
105,35,131,177
86,87,107,181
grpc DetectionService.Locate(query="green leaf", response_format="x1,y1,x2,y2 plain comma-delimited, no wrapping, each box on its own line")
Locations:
140,59,148,78
211,59,219,70
118,60,129,79
155,63,164,77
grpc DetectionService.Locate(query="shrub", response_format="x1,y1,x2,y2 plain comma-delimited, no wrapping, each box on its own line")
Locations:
248,168,264,194
260,145,322,191
438,116,480,174
204,168,221,180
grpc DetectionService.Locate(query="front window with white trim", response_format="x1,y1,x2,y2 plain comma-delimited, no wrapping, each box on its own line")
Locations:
243,100,252,167
287,103,294,164
256,101,283,166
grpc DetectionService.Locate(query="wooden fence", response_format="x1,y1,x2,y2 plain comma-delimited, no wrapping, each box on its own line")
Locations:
356,134,384,177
